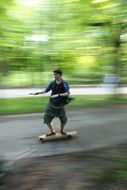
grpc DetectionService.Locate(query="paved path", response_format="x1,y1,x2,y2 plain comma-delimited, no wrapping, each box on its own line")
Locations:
0,86,127,98
0,105,127,161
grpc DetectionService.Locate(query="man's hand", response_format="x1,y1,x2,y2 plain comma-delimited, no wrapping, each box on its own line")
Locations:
29,92,39,95
50,94,60,98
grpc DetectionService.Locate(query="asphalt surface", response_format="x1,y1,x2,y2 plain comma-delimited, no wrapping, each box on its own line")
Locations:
0,105,127,162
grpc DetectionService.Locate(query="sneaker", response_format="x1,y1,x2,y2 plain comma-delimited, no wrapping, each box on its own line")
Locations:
60,130,67,135
46,132,56,136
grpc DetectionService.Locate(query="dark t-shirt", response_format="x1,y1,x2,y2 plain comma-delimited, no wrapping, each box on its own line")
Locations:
45,80,70,106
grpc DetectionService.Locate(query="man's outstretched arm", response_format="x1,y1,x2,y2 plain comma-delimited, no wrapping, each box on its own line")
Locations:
29,90,46,95
29,81,53,95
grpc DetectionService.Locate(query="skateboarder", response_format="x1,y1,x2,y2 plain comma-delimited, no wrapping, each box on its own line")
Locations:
31,69,70,136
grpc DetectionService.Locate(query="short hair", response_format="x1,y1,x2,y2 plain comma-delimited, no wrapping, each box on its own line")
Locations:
53,69,62,75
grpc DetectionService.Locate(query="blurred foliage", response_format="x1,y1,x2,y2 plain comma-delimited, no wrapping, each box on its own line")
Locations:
1,0,127,86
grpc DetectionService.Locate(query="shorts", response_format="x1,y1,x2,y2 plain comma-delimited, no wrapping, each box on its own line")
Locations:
44,102,67,124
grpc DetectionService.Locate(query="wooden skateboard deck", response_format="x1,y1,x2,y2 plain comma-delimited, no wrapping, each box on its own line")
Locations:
39,130,78,142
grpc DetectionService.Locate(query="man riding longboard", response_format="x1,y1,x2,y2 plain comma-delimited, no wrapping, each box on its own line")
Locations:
30,69,71,136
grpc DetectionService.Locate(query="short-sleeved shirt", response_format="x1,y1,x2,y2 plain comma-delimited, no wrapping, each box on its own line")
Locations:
45,80,70,107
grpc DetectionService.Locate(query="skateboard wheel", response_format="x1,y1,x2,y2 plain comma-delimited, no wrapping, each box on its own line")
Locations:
40,138,44,142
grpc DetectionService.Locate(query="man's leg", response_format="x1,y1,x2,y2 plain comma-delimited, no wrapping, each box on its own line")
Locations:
59,107,67,135
46,122,56,136
60,123,66,135
44,104,56,136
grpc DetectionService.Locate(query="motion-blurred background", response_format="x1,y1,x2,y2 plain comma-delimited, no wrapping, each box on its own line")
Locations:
0,1,127,189
1,0,127,87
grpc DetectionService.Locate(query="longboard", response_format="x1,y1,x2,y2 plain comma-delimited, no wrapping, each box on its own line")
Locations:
39,130,78,142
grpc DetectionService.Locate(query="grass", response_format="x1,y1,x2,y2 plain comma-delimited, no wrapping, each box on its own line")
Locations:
89,155,127,190
1,94,127,115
